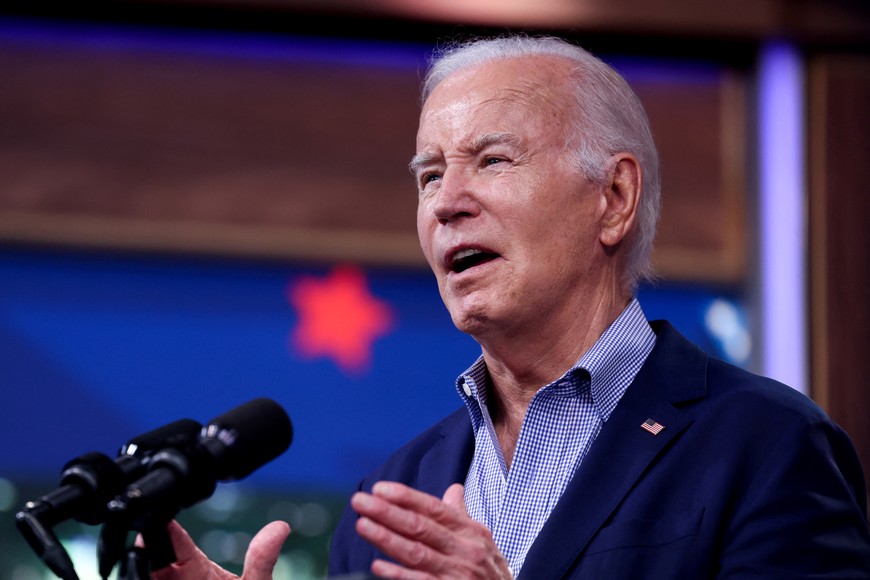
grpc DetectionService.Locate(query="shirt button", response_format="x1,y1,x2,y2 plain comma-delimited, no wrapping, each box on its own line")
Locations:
462,382,472,397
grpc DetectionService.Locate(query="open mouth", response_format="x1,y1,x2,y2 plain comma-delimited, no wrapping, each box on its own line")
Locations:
450,248,499,273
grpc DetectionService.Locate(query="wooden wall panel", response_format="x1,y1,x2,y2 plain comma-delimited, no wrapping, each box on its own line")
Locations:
809,54,870,492
0,31,745,281
643,70,746,283
0,37,425,263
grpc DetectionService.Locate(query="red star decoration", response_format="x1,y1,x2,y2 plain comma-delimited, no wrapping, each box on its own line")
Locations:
288,265,394,375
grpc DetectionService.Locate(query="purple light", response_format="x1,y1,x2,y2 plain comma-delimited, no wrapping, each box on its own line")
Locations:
758,41,807,394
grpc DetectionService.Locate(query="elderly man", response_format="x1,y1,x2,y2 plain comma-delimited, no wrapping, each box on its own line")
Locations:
155,36,870,579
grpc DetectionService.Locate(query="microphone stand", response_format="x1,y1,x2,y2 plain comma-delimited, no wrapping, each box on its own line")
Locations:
98,505,178,580
118,547,150,580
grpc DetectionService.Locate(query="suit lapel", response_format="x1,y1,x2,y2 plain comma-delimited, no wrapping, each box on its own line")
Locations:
416,409,475,497
519,322,708,578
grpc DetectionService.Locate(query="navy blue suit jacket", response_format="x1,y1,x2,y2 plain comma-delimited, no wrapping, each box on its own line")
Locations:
329,322,870,578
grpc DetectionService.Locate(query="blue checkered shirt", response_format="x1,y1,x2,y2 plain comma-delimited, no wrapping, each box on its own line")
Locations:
456,299,656,577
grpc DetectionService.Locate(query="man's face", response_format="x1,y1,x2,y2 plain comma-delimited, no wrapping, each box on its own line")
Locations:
414,56,608,340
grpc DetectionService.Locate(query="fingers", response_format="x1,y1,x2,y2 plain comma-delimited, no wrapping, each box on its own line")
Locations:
441,483,466,512
357,519,429,574
164,520,201,564
351,482,512,579
371,557,433,580
241,521,291,580
352,484,456,554
150,520,290,580
150,520,226,580
366,482,461,528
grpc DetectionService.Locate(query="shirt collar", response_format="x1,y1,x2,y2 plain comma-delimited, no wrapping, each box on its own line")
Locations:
456,298,655,425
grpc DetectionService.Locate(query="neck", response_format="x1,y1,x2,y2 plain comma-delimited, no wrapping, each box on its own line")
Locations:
476,289,632,467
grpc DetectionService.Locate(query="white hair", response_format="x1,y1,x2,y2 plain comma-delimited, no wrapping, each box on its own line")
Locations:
423,36,661,291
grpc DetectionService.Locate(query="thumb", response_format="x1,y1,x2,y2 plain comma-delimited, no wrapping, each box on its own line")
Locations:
442,483,467,513
240,521,291,580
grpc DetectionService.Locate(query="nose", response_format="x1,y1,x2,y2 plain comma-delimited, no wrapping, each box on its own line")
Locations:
431,165,480,225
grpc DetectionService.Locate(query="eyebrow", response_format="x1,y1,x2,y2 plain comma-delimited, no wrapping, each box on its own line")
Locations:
408,152,439,176
470,132,522,153
409,132,522,176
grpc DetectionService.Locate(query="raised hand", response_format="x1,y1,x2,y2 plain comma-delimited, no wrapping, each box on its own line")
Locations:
149,520,290,580
351,482,512,579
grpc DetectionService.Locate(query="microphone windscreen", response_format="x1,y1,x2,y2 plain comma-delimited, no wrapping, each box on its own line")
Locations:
202,398,293,480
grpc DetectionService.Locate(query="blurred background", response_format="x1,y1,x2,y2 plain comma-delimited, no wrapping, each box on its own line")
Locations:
0,0,868,578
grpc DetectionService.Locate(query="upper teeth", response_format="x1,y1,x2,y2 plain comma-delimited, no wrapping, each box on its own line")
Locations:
452,249,482,263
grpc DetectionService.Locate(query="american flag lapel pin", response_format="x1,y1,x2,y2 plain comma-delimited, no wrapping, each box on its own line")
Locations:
641,418,665,435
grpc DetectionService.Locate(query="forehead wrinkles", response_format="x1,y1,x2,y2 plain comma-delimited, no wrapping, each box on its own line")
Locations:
469,72,569,130
418,75,571,154
503,74,575,144
496,77,566,116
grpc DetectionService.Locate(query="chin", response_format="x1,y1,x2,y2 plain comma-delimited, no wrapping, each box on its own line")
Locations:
448,305,494,337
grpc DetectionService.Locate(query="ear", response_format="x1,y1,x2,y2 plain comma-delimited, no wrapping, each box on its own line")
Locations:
599,153,642,248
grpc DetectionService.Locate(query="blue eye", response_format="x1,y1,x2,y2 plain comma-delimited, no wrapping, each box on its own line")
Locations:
418,172,441,191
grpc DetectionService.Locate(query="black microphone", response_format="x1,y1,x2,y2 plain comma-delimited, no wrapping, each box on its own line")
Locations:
109,397,292,517
18,419,202,528
15,418,202,580
99,398,292,576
